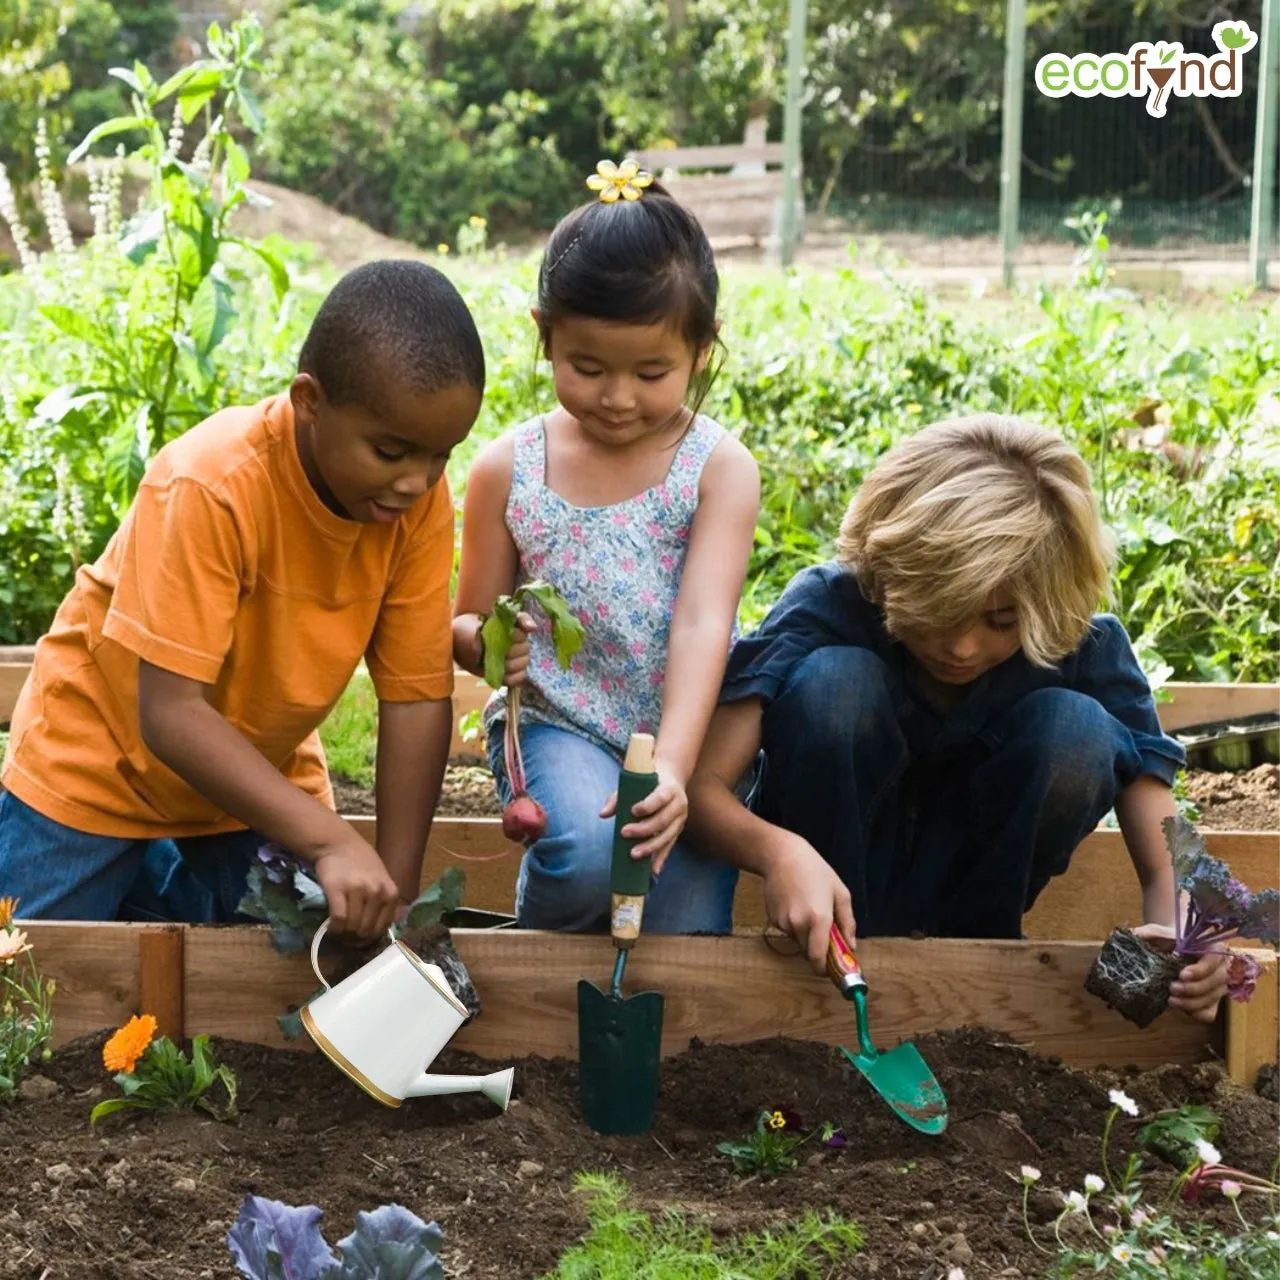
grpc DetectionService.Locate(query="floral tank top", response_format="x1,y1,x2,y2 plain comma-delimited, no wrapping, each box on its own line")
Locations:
483,413,728,759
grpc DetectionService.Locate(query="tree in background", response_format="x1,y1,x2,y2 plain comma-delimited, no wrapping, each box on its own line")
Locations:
0,1,76,195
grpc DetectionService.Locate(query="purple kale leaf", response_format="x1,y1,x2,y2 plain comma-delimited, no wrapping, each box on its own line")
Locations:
333,1204,445,1279
1163,816,1279,993
227,1195,339,1280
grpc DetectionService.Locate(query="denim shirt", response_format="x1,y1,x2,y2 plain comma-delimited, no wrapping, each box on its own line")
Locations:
720,562,1185,785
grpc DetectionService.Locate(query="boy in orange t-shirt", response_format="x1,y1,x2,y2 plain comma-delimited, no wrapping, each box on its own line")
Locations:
0,260,483,938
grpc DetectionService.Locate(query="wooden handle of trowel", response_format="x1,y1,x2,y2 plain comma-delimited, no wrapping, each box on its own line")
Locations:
826,924,867,995
610,733,657,948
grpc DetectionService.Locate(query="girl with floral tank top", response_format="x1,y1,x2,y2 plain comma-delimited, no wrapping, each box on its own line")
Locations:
452,160,760,933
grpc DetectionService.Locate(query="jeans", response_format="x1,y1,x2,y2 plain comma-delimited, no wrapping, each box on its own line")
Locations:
754,647,1141,938
487,720,737,933
0,788,260,922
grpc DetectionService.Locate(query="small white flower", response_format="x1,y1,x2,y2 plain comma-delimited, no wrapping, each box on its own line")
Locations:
1063,1190,1088,1213
1221,1180,1242,1200
946,1270,966,1280
1131,1208,1149,1226
1112,1243,1134,1263
1109,1088,1139,1117
1084,1174,1105,1194
1195,1138,1222,1166
1020,1164,1041,1183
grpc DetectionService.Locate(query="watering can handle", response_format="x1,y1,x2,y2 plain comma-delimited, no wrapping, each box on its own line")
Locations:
309,917,398,992
826,924,867,996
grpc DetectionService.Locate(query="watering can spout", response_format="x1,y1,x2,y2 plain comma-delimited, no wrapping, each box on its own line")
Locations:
405,1067,515,1111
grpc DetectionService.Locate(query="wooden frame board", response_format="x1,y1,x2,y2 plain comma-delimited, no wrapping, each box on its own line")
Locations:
354,818,1279,940
23,922,1270,1082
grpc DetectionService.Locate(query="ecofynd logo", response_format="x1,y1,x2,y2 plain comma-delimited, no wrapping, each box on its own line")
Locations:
1035,21,1259,118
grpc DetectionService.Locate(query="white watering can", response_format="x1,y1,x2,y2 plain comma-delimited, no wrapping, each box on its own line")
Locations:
300,918,514,1111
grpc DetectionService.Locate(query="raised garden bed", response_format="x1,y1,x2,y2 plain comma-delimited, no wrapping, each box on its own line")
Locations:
3,1027,1276,1278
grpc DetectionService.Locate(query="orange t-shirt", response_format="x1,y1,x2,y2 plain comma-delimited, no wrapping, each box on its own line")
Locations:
2,393,455,839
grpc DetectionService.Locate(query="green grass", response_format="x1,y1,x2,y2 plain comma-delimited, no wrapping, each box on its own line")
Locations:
543,1172,862,1279
318,671,377,787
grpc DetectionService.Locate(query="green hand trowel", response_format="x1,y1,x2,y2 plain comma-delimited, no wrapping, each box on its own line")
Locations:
577,732,665,1135
826,924,948,1134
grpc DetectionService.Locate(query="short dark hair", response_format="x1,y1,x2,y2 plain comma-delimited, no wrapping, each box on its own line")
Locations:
537,184,720,400
299,259,485,408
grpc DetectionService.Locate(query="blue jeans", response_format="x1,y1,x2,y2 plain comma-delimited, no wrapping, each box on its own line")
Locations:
0,789,259,922
754,648,1142,938
487,721,737,933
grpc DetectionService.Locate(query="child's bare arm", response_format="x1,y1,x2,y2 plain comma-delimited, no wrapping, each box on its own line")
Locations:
375,698,452,902
453,437,521,677
1116,774,1180,926
1116,774,1227,1023
621,439,760,866
686,699,855,973
138,661,399,938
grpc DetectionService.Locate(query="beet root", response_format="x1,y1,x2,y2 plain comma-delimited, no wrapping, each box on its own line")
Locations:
502,791,547,844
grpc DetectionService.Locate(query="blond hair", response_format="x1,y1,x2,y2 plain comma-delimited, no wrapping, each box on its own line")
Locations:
835,414,1114,666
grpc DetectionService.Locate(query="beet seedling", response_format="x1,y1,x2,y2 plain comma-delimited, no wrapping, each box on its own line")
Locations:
480,581,585,844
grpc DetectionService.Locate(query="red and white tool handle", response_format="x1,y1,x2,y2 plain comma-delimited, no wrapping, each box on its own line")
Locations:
825,923,867,995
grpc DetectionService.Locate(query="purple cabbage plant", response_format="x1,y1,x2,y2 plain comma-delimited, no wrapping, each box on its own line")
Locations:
1165,815,1279,1003
228,1193,444,1280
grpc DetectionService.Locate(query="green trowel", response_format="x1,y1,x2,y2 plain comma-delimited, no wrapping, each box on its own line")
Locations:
577,732,665,1135
827,924,948,1134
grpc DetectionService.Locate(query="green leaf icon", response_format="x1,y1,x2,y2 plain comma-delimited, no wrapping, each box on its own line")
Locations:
1158,45,1177,65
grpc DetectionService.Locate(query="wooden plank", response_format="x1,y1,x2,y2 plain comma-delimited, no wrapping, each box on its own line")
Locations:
632,143,786,170
1224,951,1279,1085
20,921,143,1047
0,663,29,723
181,927,1215,1071
138,925,185,1044
354,819,1278,942
1025,829,1280,941
1158,681,1279,731
662,174,786,200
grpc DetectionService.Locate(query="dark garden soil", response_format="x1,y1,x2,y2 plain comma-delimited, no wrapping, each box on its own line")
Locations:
2,1029,1276,1279
1183,763,1279,833
332,764,1279,831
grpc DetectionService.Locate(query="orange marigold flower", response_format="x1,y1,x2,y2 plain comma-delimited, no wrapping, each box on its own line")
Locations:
0,896,18,928
103,1013,158,1074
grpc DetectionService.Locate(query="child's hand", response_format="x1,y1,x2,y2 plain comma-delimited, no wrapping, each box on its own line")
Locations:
1132,923,1229,1023
311,836,402,940
504,611,537,687
600,767,689,874
762,833,857,976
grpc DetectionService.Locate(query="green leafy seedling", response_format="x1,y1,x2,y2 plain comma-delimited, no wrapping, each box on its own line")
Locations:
1137,1104,1221,1167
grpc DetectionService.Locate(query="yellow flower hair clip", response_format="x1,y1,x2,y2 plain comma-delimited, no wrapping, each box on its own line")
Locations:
586,158,653,203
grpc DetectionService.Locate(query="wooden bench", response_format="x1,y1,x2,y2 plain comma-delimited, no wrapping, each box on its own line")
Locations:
630,136,803,251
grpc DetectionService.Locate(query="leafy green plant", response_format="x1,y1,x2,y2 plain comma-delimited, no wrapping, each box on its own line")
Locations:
718,1106,816,1177
318,670,378,788
90,1014,237,1125
0,898,55,1098
545,1171,862,1278
0,14,307,642
1137,1105,1222,1169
